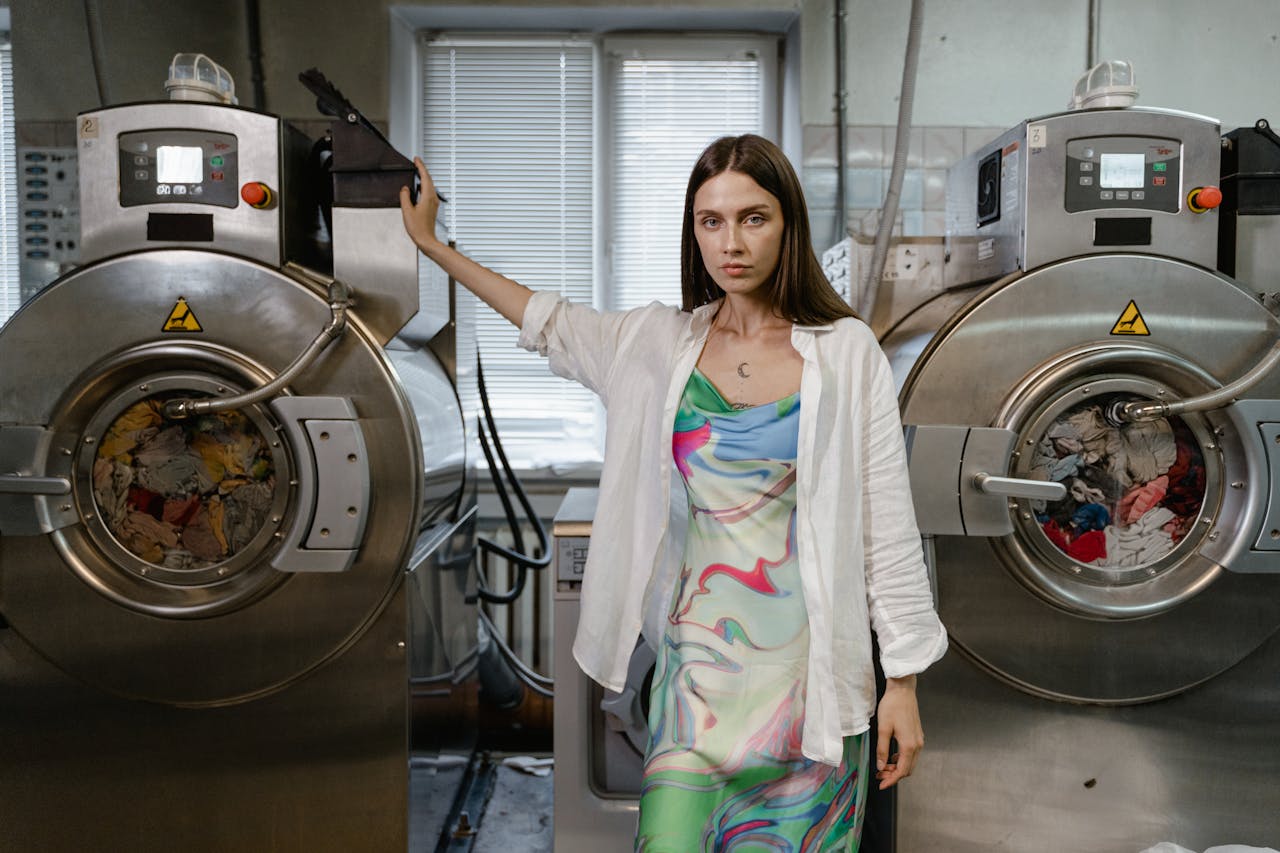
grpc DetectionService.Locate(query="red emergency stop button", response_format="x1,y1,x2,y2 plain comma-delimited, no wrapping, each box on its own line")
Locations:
1187,186,1222,213
240,182,274,209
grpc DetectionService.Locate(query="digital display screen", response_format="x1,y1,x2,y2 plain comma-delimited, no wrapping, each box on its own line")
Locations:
156,146,203,184
1100,153,1145,189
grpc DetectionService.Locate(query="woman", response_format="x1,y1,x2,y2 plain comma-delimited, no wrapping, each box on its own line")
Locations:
401,134,947,852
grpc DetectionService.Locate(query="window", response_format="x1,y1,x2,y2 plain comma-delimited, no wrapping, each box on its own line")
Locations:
604,37,776,310
419,32,776,468
0,36,17,327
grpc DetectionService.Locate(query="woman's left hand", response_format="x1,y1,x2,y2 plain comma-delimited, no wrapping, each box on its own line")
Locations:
874,674,924,790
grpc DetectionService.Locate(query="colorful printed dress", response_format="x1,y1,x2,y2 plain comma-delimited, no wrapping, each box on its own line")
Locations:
636,368,868,852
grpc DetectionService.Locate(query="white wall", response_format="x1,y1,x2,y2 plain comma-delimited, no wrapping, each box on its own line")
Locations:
800,0,1280,130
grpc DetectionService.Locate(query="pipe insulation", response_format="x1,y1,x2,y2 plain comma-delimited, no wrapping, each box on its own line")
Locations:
859,0,925,316
83,0,111,107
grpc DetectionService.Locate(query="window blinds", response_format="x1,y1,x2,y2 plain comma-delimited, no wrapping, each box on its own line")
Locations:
605,40,765,311
0,40,17,327
422,36,598,466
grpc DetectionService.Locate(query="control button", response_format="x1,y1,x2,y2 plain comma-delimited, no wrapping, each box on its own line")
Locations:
156,185,172,196
25,222,47,231
211,155,224,167
1153,162,1167,172
25,236,48,245
240,181,275,209
1080,162,1094,172
1100,190,1114,200
26,179,48,188
1187,185,1223,213
24,152,47,161
26,250,49,259
135,170,149,180
134,155,148,166
173,185,188,195
1083,147,1095,158
211,170,225,181
192,185,204,195
25,166,46,175
24,209,47,218
1132,191,1145,200
1116,191,1130,201
1153,176,1167,187
1080,176,1093,186
25,192,48,201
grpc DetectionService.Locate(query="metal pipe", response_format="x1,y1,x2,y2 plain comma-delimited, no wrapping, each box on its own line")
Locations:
83,0,111,107
246,0,267,111
1087,0,1101,69
1117,336,1280,423
833,0,848,243
163,278,351,419
860,0,924,317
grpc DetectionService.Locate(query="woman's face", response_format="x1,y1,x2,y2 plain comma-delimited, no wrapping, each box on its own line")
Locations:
692,169,784,300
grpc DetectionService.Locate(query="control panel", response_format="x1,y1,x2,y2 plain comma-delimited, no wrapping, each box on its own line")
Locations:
1065,135,1181,213
117,129,239,208
18,147,80,302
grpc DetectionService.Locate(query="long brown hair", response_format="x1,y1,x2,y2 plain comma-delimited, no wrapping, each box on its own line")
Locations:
680,134,857,324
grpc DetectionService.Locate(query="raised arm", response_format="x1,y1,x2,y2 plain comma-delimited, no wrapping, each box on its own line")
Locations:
399,156,533,328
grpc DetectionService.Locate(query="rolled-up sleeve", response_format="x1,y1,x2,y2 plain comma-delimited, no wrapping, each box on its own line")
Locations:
519,289,680,402
861,351,948,678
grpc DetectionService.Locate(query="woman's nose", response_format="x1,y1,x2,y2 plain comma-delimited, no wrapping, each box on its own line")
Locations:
724,225,743,253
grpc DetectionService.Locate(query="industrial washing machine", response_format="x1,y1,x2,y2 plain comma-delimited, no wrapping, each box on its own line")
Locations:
0,92,478,851
889,106,1280,851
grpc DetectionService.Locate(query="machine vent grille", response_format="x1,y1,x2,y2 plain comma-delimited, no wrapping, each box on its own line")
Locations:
977,149,1002,226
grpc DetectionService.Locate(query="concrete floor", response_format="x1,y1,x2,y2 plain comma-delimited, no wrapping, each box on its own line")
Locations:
473,764,554,853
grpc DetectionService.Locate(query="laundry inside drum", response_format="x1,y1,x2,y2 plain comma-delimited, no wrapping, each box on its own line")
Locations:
91,396,277,571
1028,393,1206,570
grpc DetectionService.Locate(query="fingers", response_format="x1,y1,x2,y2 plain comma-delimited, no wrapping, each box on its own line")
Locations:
401,156,442,249
875,732,926,788
415,156,435,195
875,720,891,775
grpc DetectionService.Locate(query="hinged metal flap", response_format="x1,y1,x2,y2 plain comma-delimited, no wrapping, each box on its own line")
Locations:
1200,399,1280,573
0,425,78,536
269,396,370,572
904,424,966,536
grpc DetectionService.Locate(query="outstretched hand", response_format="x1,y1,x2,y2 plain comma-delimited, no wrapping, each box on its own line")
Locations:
875,675,924,789
399,156,443,253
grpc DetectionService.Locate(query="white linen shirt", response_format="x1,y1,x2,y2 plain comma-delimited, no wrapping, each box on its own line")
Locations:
518,290,947,766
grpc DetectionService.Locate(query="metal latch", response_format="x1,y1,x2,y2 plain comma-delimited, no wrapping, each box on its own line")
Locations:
269,396,371,572
904,424,1066,537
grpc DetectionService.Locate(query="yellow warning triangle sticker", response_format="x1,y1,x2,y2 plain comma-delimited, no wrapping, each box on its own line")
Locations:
162,297,203,333
1110,300,1149,336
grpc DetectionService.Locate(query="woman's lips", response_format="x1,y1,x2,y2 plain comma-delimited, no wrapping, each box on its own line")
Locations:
721,264,750,277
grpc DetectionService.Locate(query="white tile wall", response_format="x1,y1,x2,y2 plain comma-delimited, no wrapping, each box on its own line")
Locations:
802,123,1006,243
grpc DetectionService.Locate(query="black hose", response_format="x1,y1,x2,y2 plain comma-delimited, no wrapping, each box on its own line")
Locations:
480,610,554,697
472,353,552,605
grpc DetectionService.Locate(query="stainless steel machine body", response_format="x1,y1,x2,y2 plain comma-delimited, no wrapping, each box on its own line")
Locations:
891,107,1280,851
0,102,477,851
944,107,1222,287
